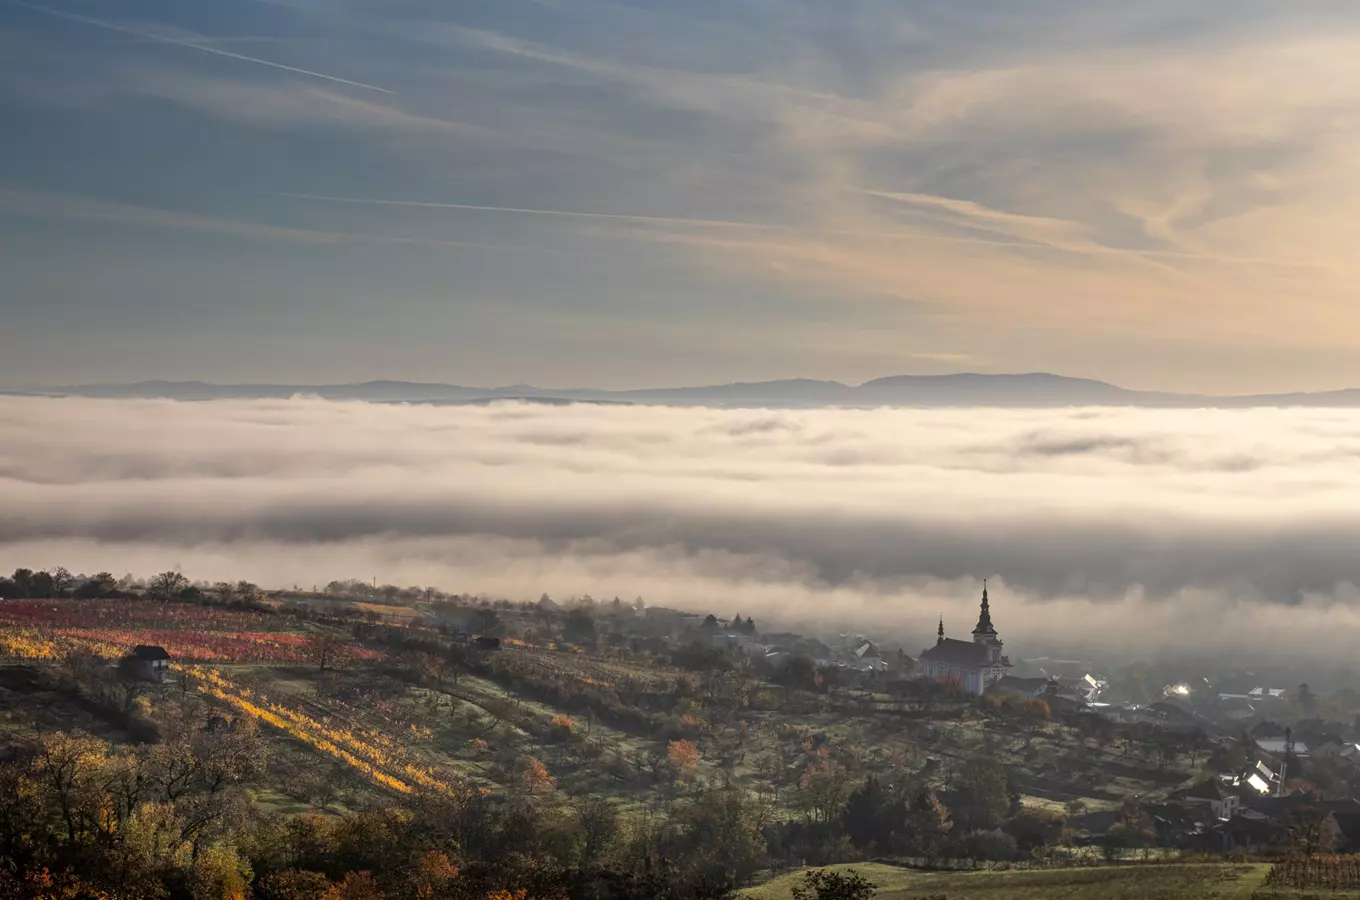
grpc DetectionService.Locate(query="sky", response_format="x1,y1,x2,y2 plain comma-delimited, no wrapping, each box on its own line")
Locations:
6,395,1360,669
3,0,1360,391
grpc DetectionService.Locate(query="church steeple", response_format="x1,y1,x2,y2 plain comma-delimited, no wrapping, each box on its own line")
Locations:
937,615,944,644
973,580,996,637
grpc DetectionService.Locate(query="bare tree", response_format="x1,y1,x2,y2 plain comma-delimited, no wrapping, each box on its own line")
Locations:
49,567,74,598
148,570,190,601
305,632,353,671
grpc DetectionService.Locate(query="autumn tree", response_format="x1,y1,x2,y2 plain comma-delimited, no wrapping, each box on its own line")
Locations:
668,740,700,779
904,787,952,862
256,869,331,900
305,633,353,672
795,760,852,825
410,850,458,900
790,868,877,900
512,756,555,798
322,871,385,900
1110,803,1156,850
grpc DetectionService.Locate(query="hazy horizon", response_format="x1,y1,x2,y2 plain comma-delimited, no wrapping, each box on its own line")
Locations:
17,368,1360,398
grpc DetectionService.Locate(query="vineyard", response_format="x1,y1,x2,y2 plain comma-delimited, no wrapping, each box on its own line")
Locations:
186,665,471,797
501,645,686,695
1263,855,1360,891
0,598,380,663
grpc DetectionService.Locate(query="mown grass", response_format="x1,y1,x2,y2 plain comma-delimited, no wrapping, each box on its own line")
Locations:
743,862,1271,900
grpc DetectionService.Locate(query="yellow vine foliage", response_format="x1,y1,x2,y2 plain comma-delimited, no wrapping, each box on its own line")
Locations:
185,665,456,796
0,630,60,660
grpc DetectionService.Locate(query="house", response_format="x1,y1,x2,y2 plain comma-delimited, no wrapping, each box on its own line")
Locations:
126,645,170,682
1216,695,1259,721
1140,701,1203,732
1147,804,1205,847
1303,734,1348,758
473,636,501,651
1172,780,1242,821
1212,809,1280,851
1251,720,1287,740
1249,686,1288,702
919,582,1012,695
1241,760,1280,796
1088,702,1140,724
712,632,769,658
990,675,1055,698
848,640,889,672
1256,736,1309,760
852,639,880,662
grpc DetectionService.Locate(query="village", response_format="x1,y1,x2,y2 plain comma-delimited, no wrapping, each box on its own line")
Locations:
274,577,1360,859
6,567,1360,900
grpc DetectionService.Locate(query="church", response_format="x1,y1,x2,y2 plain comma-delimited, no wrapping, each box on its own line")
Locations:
919,582,1012,695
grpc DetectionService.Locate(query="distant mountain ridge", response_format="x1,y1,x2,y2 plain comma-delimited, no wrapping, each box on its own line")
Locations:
27,374,1360,408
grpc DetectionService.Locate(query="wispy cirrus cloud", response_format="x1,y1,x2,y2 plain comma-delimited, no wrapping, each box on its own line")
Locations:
6,0,1360,390
0,189,551,255
3,0,390,92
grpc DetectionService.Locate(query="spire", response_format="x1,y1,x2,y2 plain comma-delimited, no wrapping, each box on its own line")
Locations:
973,579,996,636
937,615,944,643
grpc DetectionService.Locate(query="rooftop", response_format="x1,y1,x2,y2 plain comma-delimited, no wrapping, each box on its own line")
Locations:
921,638,1006,667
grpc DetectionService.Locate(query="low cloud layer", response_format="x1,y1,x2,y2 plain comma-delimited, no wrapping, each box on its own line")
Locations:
3,396,1360,665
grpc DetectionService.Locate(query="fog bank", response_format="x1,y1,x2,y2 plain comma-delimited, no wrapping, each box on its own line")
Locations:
3,397,1359,662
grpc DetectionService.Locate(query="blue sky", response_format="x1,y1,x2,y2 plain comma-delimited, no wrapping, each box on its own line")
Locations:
4,0,1360,390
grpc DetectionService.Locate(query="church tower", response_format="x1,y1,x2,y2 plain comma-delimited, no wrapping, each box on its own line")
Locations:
972,580,1004,662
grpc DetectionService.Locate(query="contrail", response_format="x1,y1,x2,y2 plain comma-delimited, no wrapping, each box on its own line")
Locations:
272,193,1333,270
273,192,782,230
5,0,391,94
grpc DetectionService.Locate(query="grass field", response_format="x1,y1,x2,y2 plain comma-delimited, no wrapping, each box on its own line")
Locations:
743,862,1271,900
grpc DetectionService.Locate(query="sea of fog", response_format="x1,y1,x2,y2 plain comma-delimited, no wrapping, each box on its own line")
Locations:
2,396,1359,664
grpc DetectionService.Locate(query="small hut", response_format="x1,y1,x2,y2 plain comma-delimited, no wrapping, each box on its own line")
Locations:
126,645,170,682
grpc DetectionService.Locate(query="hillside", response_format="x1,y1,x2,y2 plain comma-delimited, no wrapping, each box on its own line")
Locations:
1,583,1353,899
34,374,1360,408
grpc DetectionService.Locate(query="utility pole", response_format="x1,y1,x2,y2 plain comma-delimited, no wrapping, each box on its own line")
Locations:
1279,727,1294,797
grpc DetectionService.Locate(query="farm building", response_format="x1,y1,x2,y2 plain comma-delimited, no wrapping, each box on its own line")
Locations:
126,645,170,682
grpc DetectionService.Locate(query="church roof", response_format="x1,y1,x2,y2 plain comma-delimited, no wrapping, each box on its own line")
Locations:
973,582,996,635
921,638,992,666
